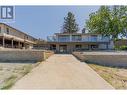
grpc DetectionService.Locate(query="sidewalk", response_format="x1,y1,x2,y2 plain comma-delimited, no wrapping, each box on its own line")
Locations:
11,54,114,89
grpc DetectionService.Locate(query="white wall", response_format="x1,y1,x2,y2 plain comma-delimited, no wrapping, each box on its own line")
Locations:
98,44,107,49
108,40,114,49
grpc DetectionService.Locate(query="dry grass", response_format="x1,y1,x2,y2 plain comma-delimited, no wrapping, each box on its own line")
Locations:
0,62,41,89
88,63,127,89
1,75,17,89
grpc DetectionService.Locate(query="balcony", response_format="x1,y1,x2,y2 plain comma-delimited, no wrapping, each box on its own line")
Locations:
47,36,110,43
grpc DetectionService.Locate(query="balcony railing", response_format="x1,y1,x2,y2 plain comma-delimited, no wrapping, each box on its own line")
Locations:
47,36,110,42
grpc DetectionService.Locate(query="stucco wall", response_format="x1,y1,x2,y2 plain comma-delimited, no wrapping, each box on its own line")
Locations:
98,44,107,49
73,51,127,67
0,50,54,63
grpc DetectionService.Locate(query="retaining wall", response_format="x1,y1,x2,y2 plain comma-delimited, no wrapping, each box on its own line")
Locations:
0,50,54,63
73,51,127,67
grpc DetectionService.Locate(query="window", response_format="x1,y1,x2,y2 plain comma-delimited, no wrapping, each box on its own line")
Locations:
6,28,9,34
91,45,98,50
50,44,56,50
58,35,70,42
75,45,82,50
0,27,1,33
26,36,28,39
91,35,97,42
72,35,81,41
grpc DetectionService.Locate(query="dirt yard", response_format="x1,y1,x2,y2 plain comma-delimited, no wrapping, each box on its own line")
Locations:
88,63,127,89
0,62,40,89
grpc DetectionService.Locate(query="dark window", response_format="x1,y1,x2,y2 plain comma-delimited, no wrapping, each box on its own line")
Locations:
0,27,1,33
91,45,98,50
75,45,82,50
50,44,56,50
6,28,9,34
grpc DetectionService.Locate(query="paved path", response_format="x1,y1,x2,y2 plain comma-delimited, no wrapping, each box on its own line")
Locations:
11,54,113,89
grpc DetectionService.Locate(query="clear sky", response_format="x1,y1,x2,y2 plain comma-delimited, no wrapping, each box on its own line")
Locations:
2,6,100,40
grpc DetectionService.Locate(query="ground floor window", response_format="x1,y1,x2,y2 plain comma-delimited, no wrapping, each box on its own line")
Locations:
50,44,56,50
59,45,67,53
90,44,98,50
75,45,82,50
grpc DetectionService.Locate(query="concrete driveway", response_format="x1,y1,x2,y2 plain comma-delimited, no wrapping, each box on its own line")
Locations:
11,54,114,89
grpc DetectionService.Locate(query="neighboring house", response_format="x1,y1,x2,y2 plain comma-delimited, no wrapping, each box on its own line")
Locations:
47,32,114,53
0,23,37,49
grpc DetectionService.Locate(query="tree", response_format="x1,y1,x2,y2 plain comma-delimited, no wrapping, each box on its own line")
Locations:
62,12,79,33
86,6,127,39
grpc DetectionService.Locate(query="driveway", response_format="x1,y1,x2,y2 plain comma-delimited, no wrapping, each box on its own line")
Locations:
11,54,113,89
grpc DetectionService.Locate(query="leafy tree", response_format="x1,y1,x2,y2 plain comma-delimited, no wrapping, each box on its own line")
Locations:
86,6,127,39
62,12,79,33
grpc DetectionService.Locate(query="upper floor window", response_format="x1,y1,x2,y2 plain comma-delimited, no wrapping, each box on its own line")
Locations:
91,35,97,41
24,35,29,40
26,36,28,39
0,27,1,33
58,35,70,42
6,28,9,34
72,35,81,41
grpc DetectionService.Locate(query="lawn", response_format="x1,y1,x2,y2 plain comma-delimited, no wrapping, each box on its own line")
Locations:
88,63,127,89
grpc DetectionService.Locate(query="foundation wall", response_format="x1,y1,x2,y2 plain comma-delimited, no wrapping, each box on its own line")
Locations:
73,51,127,67
0,50,54,62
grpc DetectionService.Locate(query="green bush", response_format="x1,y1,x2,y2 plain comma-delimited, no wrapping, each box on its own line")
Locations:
115,45,127,50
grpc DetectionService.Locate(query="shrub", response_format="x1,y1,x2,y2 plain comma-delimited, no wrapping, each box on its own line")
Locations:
115,45,127,50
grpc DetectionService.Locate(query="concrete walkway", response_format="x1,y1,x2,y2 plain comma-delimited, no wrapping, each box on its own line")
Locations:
11,54,114,89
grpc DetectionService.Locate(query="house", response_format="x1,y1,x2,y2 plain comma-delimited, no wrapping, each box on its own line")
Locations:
0,23,37,49
47,32,114,53
33,39,48,50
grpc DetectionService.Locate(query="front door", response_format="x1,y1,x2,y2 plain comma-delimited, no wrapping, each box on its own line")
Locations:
59,45,67,53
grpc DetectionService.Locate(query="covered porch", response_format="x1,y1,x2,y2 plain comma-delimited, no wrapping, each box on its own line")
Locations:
48,42,109,53
0,36,30,49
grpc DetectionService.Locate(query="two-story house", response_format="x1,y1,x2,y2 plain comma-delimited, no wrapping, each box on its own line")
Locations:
47,32,114,53
0,23,37,49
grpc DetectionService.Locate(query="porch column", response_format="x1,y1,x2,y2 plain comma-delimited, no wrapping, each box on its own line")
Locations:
56,44,59,53
11,39,14,48
18,41,20,48
2,37,5,47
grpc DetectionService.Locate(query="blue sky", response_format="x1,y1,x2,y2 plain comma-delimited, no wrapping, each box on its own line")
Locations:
3,6,100,40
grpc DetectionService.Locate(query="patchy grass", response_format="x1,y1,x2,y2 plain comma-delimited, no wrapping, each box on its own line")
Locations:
0,62,41,89
1,75,17,89
22,65,32,75
88,64,127,89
